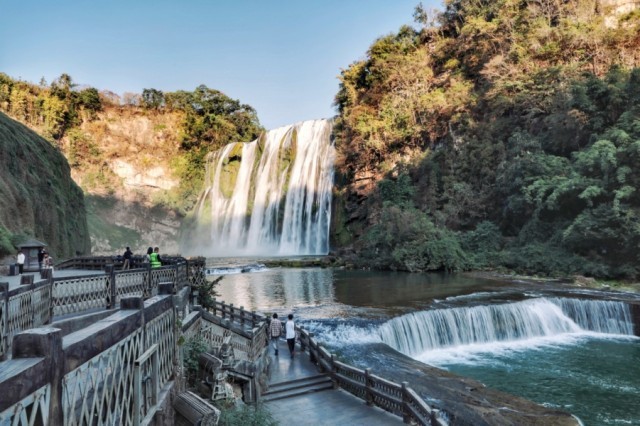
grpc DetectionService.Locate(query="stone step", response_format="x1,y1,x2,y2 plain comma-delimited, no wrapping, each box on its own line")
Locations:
262,374,333,402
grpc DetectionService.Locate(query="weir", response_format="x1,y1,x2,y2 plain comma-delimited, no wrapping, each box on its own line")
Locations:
192,119,335,256
378,297,635,356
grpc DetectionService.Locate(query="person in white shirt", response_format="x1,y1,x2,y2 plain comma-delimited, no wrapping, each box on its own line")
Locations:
16,250,25,274
285,314,296,358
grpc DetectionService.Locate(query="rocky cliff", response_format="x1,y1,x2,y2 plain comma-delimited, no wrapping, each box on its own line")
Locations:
0,112,90,258
67,107,184,256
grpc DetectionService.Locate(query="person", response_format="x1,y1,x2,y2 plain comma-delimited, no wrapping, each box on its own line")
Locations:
43,253,54,272
16,250,25,274
122,246,133,270
270,313,283,356
285,313,296,359
38,247,46,271
150,247,162,268
145,247,153,264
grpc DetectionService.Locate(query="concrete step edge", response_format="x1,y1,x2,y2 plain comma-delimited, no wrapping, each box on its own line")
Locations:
261,382,333,402
267,373,330,389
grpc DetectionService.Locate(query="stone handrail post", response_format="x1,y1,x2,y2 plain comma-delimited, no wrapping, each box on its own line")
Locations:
330,353,339,389
13,327,64,425
20,274,34,285
239,306,245,326
145,263,152,298
47,274,54,323
105,264,116,309
401,381,411,424
0,282,8,359
308,332,317,363
365,368,374,406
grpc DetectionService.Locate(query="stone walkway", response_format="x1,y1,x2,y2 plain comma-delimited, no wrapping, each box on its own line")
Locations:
264,342,403,425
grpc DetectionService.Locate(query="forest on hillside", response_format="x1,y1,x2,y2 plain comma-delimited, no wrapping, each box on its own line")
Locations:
334,0,640,279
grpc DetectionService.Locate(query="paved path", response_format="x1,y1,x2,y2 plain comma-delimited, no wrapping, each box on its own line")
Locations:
264,343,403,425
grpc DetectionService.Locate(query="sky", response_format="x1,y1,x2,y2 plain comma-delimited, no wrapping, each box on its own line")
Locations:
0,0,441,131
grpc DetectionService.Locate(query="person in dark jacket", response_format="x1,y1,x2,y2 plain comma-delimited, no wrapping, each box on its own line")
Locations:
122,247,133,270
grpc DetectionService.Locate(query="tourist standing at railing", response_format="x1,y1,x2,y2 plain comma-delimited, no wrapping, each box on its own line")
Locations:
16,249,25,274
38,247,46,271
145,247,153,264
150,247,162,268
43,253,54,273
285,314,296,359
122,246,133,270
270,313,283,356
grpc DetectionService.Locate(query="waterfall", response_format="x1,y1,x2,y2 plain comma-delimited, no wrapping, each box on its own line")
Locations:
192,119,335,256
378,298,635,356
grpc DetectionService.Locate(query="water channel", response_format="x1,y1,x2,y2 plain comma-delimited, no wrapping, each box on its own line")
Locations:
209,264,640,425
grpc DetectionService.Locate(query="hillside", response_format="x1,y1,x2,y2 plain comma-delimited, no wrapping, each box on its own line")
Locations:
0,77,262,255
333,0,640,279
0,112,90,258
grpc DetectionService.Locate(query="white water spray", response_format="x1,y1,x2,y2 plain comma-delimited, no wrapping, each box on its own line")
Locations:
378,298,635,357
191,119,335,256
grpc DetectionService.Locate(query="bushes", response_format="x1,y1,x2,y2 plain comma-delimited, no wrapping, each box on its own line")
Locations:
0,226,14,257
360,203,467,272
216,402,277,426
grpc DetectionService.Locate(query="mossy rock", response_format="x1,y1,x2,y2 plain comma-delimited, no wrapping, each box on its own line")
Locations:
220,160,241,199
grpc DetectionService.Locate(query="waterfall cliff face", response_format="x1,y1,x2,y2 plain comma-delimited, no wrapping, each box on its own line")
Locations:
192,119,335,256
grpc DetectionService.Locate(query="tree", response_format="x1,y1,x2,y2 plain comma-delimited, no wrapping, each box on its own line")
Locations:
141,88,164,109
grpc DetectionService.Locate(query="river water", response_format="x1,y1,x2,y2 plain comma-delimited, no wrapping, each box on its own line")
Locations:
210,266,640,425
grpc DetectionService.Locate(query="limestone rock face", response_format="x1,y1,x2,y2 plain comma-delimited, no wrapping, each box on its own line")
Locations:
0,112,91,258
66,108,184,256
600,0,640,26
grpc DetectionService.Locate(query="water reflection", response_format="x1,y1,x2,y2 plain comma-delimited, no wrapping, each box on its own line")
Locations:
212,267,506,317
213,268,335,313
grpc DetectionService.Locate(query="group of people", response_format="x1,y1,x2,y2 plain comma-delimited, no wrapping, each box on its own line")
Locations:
14,248,53,275
269,313,297,358
120,246,163,270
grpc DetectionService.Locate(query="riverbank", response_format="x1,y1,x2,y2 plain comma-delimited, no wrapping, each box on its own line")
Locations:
463,270,640,294
260,255,640,294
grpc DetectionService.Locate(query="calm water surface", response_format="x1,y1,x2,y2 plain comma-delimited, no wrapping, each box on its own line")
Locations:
211,266,640,425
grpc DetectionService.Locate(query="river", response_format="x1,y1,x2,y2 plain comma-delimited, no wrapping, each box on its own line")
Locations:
209,265,640,425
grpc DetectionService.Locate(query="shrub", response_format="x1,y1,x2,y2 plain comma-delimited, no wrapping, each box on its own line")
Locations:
217,402,277,426
360,204,468,272
0,226,14,257
182,336,208,385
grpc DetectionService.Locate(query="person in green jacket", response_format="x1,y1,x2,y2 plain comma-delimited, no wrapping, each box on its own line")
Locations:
150,247,162,268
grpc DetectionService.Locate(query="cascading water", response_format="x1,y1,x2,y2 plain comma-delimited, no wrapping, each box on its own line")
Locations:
378,297,635,356
191,119,335,256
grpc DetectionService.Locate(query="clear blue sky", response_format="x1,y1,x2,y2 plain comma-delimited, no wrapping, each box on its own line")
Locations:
0,0,440,130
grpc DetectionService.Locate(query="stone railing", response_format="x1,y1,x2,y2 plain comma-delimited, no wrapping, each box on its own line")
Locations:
181,305,268,363
206,299,264,329
0,292,177,426
296,326,447,426
0,280,52,359
57,255,198,272
0,257,202,360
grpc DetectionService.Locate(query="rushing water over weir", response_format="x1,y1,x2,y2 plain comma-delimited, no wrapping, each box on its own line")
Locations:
378,297,635,356
193,119,335,256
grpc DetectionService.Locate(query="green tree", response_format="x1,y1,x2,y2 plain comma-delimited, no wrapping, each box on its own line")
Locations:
141,88,164,109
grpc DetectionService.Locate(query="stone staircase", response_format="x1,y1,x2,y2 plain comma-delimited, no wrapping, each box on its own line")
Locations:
262,373,333,402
